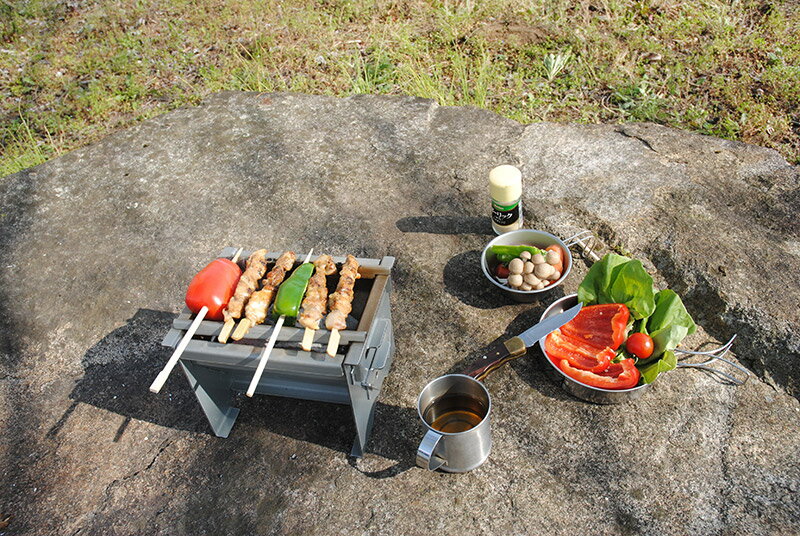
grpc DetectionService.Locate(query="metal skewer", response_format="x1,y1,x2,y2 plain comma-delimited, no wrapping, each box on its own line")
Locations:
246,249,313,398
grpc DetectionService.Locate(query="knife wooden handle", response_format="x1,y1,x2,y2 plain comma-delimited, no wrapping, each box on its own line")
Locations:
463,337,527,381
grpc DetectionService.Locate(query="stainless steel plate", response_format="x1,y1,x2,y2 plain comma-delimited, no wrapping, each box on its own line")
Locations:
481,229,573,303
537,294,650,404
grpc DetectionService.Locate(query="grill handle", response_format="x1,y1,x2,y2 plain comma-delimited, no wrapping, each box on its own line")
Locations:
367,319,392,371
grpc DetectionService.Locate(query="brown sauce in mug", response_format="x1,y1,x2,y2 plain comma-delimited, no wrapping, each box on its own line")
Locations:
424,393,487,433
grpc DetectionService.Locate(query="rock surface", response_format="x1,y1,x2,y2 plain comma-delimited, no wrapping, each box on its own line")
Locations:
1,92,798,535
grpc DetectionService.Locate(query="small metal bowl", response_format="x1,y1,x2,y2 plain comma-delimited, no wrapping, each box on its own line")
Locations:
480,229,573,303
537,294,651,404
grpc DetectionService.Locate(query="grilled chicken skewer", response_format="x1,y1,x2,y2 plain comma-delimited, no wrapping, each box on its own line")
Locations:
325,254,361,357
299,254,338,351
218,249,269,343
231,250,296,341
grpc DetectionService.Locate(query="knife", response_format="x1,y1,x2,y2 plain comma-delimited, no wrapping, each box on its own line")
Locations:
463,302,582,381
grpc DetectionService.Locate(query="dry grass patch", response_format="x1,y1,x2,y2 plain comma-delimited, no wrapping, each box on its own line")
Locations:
1,0,798,177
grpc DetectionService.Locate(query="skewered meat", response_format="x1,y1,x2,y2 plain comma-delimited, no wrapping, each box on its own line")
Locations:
298,255,337,330
243,251,296,326
326,254,360,331
223,249,269,324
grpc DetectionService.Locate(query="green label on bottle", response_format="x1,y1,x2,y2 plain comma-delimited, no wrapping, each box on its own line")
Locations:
492,200,521,226
491,200,519,212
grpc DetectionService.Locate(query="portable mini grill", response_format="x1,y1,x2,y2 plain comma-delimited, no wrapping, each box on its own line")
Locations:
161,248,395,457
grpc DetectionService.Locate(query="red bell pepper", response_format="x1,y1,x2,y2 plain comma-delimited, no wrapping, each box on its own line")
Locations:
560,303,630,350
558,357,641,390
185,258,242,321
545,330,614,373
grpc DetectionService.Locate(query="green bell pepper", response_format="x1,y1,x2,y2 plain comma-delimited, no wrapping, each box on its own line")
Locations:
272,262,314,320
491,245,546,264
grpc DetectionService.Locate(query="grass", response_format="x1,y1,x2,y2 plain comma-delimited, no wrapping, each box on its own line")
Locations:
1,0,799,177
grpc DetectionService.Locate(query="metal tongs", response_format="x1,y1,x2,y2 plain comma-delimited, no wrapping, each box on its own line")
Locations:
675,335,750,385
563,229,751,386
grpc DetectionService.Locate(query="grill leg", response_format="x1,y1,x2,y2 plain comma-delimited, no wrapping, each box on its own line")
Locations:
347,375,377,459
181,361,240,438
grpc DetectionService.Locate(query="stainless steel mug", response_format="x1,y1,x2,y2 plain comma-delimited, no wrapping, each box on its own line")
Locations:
416,374,492,473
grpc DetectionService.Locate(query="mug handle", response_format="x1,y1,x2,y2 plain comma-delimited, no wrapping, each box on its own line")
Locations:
416,429,445,471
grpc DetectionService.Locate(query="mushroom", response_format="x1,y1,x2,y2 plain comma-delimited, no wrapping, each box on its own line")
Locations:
508,258,524,275
534,281,545,290
549,270,561,281
519,250,532,261
524,273,540,286
535,262,555,279
508,274,523,288
520,283,532,291
546,249,561,265
532,253,545,265
523,261,535,274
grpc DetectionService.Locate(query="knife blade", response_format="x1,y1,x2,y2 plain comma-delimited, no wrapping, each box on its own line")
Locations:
518,302,582,347
463,302,582,381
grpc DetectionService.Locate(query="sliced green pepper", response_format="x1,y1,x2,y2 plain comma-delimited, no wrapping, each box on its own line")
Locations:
272,262,314,320
491,245,545,263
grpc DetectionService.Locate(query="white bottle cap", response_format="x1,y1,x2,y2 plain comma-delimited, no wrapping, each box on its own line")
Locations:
489,165,522,204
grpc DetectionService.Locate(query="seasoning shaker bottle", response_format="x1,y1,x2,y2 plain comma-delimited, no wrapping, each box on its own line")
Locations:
489,165,523,234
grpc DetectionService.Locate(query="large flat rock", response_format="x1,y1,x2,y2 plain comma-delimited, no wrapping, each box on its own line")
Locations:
1,92,798,535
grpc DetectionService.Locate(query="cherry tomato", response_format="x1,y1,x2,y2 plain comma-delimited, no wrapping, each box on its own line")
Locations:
495,263,510,278
185,258,242,321
626,332,654,359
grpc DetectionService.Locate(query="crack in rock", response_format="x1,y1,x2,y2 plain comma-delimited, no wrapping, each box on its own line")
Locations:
615,126,660,155
100,438,174,506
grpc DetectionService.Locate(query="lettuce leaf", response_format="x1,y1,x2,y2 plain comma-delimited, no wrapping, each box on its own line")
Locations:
648,289,697,335
639,350,677,384
650,324,689,356
577,253,630,305
645,289,696,356
608,260,656,320
577,254,655,320
577,255,697,384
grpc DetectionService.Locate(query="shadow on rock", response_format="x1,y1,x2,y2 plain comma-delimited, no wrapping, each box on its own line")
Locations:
648,246,798,401
47,308,208,440
442,250,511,310
349,402,420,478
396,215,494,235
236,394,418,479
50,308,418,476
